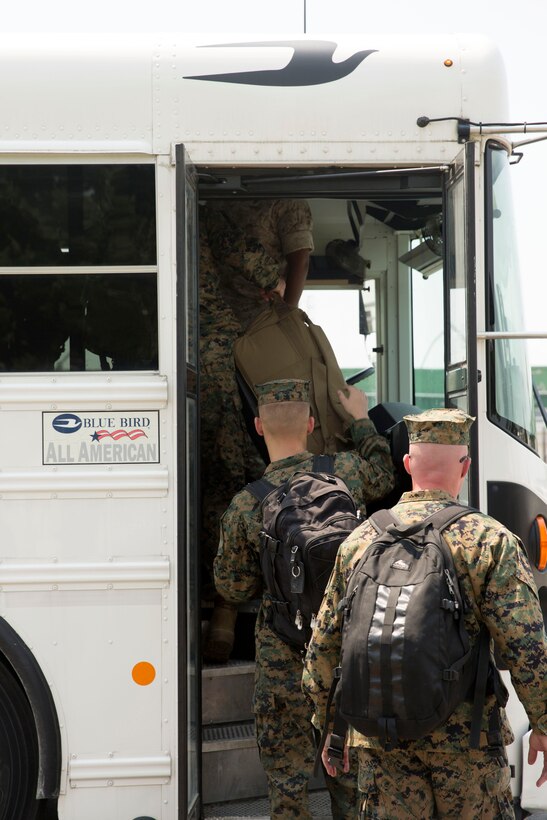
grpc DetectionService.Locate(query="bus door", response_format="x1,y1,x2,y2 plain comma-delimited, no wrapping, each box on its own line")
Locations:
175,145,201,820
444,142,478,506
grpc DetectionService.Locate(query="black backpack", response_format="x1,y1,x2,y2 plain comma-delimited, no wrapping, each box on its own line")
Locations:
322,505,508,761
247,454,360,651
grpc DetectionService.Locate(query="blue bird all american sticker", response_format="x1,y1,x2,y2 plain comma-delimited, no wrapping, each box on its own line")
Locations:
43,411,160,465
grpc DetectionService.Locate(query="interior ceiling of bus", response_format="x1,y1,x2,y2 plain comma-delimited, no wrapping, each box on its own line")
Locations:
198,166,443,231
198,166,444,284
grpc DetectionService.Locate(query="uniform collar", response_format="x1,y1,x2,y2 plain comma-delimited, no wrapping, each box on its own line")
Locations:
399,489,458,503
264,450,311,474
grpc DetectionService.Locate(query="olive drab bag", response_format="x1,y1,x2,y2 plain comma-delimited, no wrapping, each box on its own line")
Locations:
322,504,508,762
247,455,360,651
234,300,353,455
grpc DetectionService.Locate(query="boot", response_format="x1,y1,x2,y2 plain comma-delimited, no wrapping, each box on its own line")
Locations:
203,598,237,664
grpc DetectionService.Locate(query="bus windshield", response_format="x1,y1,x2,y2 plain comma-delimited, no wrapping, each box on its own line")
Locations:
486,144,536,450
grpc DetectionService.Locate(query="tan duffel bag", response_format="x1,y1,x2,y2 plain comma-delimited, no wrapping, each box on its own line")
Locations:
233,300,353,455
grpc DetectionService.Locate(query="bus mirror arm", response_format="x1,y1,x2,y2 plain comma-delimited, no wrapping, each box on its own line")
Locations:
416,115,470,142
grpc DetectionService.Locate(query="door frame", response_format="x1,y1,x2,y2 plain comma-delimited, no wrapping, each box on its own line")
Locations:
175,143,201,820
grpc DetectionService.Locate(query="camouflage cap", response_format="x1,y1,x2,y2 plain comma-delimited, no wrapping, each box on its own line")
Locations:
404,408,475,445
255,379,310,407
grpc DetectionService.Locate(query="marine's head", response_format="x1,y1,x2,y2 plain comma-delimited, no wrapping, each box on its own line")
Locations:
402,407,475,497
255,378,310,407
403,407,475,446
254,379,313,453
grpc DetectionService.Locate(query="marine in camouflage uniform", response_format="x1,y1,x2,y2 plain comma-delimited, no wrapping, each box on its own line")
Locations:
199,227,247,584
200,201,314,585
203,198,314,331
303,408,547,819
200,202,313,661
214,379,396,818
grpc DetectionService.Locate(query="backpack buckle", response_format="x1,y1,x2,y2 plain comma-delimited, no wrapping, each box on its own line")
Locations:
487,729,503,749
442,669,460,681
326,734,345,771
378,717,398,751
260,532,280,554
487,745,506,767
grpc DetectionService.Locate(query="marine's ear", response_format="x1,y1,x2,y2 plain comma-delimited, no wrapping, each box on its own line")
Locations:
402,453,411,475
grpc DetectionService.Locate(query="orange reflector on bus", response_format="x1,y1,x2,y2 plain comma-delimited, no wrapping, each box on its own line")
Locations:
132,661,156,686
531,515,547,572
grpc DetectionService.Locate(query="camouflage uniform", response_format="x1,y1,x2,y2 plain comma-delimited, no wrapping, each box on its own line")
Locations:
203,199,314,331
214,383,396,818
303,409,547,819
199,226,248,578
200,201,314,574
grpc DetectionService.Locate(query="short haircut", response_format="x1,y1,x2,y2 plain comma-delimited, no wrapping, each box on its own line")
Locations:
259,401,310,436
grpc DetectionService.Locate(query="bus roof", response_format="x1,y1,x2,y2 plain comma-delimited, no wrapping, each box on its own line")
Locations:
0,33,508,164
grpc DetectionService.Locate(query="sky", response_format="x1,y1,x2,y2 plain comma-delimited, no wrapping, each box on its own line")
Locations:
3,0,547,364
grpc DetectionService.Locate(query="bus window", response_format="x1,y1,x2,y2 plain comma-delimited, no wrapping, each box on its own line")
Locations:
299,286,377,403
446,176,467,367
485,145,536,450
411,268,444,410
0,164,158,372
0,164,156,266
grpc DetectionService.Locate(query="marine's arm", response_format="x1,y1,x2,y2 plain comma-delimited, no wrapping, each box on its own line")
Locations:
272,199,314,307
283,248,310,307
464,518,547,783
476,525,546,723
337,385,396,505
213,493,263,603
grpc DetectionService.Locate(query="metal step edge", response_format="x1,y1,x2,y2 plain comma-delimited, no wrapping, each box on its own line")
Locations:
202,660,255,678
202,737,257,754
202,721,255,753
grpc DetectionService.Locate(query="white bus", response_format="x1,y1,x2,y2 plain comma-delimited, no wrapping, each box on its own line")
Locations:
0,33,545,820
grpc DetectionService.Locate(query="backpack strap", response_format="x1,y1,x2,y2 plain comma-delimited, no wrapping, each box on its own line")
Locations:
422,504,505,754
426,504,476,533
306,318,353,430
470,625,491,749
312,453,335,474
368,508,400,534
484,665,509,763
469,625,509,757
245,477,291,613
246,455,335,501
425,504,507,754
245,477,276,503
375,504,475,542
314,666,346,777
326,675,350,771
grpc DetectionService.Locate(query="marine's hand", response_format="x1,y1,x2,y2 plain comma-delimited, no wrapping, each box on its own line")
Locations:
321,732,350,777
337,385,369,420
259,278,286,302
528,729,547,787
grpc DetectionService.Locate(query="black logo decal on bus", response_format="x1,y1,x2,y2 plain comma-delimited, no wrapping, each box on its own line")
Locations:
185,40,377,87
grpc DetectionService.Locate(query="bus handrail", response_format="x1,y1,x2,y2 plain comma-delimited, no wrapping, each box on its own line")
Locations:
477,331,547,339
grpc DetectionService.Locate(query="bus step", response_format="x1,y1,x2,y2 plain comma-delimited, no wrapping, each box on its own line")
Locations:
202,660,254,725
203,788,333,818
202,720,267,804
202,720,328,805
